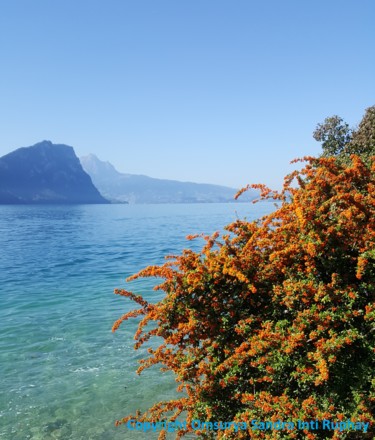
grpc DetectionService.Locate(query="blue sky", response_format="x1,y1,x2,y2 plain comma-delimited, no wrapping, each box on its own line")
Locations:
0,0,374,189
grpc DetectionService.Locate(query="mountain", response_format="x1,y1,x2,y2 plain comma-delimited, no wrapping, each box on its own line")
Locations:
0,141,108,204
80,154,253,204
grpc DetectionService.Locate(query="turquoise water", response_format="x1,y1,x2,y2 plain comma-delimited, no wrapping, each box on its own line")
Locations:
0,203,274,440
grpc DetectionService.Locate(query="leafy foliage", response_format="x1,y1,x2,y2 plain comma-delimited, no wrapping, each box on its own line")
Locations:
314,105,375,165
350,106,375,162
313,115,352,157
113,155,375,439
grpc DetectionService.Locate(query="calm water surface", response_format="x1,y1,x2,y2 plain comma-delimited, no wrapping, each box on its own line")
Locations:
0,203,275,439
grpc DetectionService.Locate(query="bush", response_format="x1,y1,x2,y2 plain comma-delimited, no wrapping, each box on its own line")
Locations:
113,155,375,439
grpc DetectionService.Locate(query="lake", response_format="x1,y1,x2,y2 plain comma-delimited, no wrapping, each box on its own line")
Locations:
0,202,275,439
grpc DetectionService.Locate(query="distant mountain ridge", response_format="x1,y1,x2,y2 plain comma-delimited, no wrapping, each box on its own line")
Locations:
80,154,251,204
0,141,108,204
0,141,255,205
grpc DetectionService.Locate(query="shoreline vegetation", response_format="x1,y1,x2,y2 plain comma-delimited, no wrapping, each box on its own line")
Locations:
113,106,375,439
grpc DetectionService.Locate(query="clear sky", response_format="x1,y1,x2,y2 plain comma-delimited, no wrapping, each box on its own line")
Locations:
0,0,374,189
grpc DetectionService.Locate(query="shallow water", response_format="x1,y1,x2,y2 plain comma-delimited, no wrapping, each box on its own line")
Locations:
0,202,275,439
